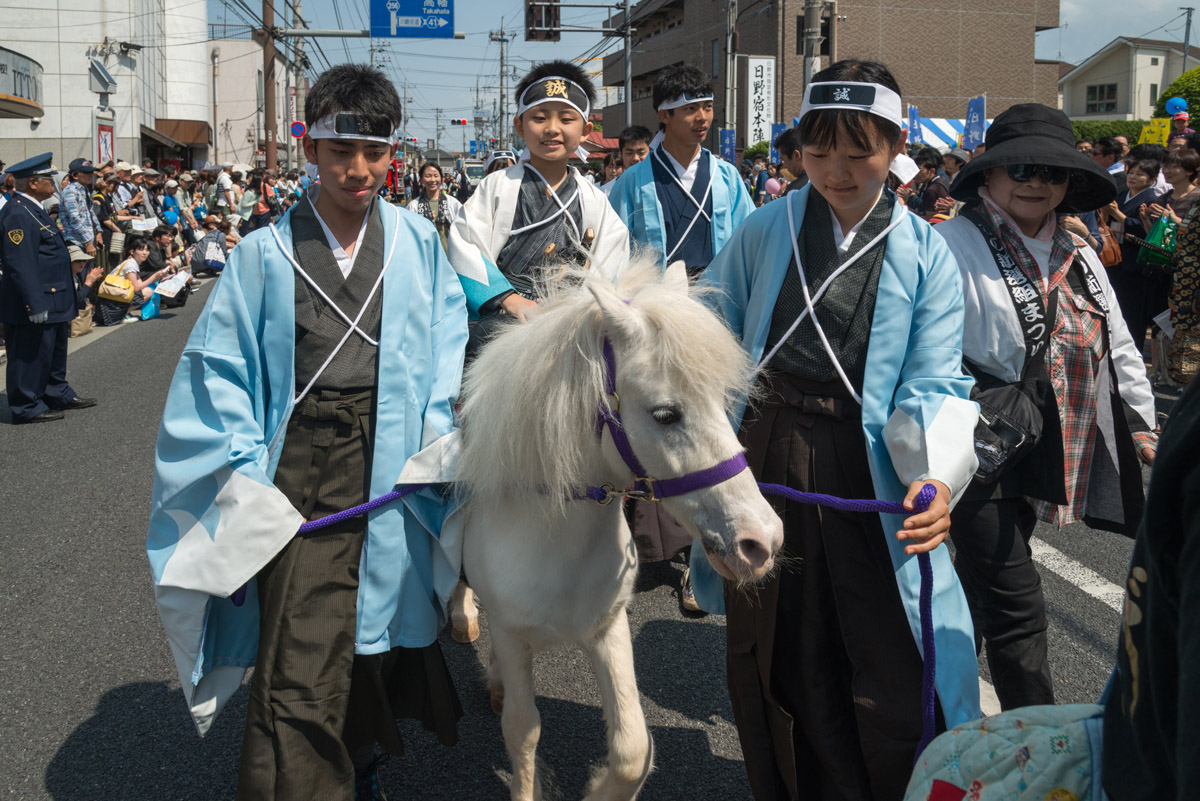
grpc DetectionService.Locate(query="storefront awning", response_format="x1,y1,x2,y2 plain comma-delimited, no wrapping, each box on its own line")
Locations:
156,119,211,147
140,123,184,150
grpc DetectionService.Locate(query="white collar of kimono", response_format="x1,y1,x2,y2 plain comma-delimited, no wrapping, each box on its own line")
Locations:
509,162,582,242
757,190,909,405
656,91,714,111
268,198,401,406
307,113,400,144
799,82,903,127
516,76,591,118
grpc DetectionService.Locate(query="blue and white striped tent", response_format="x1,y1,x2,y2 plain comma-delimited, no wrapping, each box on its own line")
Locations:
901,117,993,150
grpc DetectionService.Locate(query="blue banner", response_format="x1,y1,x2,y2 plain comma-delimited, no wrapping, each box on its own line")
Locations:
469,139,477,155
370,0,454,38
963,95,987,150
907,104,925,145
720,128,737,163
769,122,786,163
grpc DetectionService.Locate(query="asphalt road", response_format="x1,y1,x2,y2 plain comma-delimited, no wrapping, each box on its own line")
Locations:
0,278,1148,800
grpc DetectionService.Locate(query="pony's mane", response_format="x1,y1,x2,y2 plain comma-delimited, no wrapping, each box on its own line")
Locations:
457,253,756,513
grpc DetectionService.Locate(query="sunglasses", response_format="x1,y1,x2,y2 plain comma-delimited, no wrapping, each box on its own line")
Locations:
1006,164,1071,185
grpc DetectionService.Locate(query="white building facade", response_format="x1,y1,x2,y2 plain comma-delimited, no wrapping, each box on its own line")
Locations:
0,0,212,169
1060,36,1200,121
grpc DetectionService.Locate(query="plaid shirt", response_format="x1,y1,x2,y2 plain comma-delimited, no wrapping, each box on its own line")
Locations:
60,180,100,245
978,197,1156,527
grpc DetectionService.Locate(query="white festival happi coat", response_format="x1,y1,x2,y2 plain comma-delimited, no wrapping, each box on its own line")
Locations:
446,162,631,316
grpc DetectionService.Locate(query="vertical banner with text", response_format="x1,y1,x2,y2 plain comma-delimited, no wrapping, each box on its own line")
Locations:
769,122,786,163
907,104,925,145
720,128,737,162
963,95,986,150
744,56,776,148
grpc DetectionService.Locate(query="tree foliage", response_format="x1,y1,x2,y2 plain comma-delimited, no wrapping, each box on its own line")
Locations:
743,140,769,161
1153,66,1200,118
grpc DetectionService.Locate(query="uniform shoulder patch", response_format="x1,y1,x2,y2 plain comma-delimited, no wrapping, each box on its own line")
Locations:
8,229,23,245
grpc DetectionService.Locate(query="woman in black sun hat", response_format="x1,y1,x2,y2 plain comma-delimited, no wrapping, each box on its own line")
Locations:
935,103,1157,711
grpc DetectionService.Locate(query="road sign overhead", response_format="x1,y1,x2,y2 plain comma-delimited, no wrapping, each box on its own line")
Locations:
371,0,454,38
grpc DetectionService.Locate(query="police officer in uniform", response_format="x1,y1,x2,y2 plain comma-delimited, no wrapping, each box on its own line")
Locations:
0,153,97,424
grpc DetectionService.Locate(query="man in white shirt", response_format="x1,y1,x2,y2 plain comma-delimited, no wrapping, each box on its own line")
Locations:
215,162,235,216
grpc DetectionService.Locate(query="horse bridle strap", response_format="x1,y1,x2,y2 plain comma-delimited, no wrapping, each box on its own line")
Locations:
590,337,749,503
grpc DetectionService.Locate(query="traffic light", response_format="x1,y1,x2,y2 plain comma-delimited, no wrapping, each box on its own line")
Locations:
525,0,561,42
489,138,497,146
450,119,468,126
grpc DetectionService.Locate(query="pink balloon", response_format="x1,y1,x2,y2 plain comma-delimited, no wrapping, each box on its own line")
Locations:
765,178,782,196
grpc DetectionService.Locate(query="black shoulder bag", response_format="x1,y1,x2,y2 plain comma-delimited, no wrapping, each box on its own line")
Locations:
960,208,1057,485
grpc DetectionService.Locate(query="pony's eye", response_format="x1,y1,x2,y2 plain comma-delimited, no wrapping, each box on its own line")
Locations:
651,406,682,425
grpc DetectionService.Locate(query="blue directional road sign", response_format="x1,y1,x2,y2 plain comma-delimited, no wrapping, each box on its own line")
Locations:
371,0,454,38
469,140,477,155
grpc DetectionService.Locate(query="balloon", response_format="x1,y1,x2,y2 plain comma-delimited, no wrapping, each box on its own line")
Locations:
1167,96,1188,115
765,177,782,196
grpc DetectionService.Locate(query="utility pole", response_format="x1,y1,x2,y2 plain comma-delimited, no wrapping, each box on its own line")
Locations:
434,108,442,153
1184,7,1196,74
623,0,632,127
263,0,278,170
294,0,306,170
490,22,510,148
725,0,737,134
802,0,823,85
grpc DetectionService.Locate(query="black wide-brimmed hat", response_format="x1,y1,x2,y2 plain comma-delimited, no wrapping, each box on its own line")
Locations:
949,103,1117,213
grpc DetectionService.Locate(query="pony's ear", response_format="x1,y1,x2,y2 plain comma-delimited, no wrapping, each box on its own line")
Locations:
663,261,690,295
589,281,647,341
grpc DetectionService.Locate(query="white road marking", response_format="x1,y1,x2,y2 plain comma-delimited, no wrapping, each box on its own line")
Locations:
971,537,1125,718
980,679,1001,716
1030,537,1125,613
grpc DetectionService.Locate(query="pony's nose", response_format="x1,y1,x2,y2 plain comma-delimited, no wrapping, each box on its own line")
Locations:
736,535,773,571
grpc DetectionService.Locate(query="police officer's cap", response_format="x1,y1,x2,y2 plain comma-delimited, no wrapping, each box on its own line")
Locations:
6,152,55,179
68,157,97,174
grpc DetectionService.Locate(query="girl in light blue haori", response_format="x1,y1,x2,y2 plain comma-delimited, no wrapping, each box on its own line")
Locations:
689,59,982,801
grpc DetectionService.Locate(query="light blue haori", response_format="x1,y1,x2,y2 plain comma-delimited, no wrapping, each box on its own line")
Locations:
606,147,753,266
146,199,468,735
689,183,983,728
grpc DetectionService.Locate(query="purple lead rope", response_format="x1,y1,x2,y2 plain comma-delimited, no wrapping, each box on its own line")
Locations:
757,481,939,761
232,479,941,759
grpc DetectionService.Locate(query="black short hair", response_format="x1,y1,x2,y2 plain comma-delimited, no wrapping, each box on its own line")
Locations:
124,236,150,258
912,147,942,171
1183,131,1200,154
652,65,712,113
419,162,443,178
618,125,653,149
797,60,903,153
1127,158,1161,182
152,224,175,240
305,64,403,132
1093,137,1123,158
515,60,596,111
774,127,803,160
1076,139,1092,147
1164,149,1200,179
1128,143,1167,162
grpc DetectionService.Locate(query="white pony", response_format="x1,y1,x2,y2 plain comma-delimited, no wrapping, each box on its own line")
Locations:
455,257,784,801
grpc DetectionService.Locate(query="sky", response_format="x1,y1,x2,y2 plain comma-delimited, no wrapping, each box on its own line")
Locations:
208,0,1198,148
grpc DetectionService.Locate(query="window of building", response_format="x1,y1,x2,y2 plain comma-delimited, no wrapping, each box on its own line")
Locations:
1151,57,1159,66
1086,83,1117,113
1151,83,1159,104
712,39,719,77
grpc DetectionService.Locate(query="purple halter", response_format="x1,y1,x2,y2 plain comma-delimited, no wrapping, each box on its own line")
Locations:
586,337,750,505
